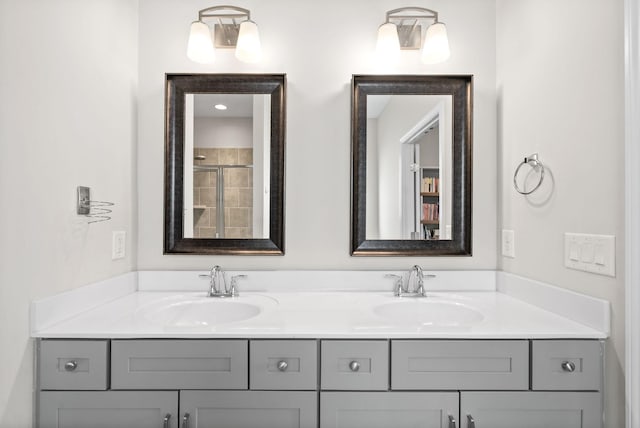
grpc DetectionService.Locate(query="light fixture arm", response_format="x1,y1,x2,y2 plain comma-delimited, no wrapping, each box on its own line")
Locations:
376,5,450,64
197,5,250,22
385,7,439,24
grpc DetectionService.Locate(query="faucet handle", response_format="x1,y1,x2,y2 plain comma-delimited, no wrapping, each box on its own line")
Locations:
385,274,403,296
198,270,212,280
229,275,247,296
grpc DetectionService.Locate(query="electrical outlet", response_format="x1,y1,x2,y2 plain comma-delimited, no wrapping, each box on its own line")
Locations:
112,231,126,260
502,229,515,258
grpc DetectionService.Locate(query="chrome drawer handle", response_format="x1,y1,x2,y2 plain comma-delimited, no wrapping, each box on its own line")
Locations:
467,414,476,428
64,361,78,372
349,361,360,372
277,360,288,372
163,413,171,428
182,413,190,428
448,415,457,428
561,361,576,372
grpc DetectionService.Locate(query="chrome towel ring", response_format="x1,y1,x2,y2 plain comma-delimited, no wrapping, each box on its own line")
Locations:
513,153,545,195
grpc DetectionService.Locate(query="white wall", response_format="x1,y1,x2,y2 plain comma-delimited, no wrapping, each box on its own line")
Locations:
419,124,440,168
0,0,138,425
366,119,380,237
252,95,271,238
496,1,625,427
194,117,252,148
137,0,497,270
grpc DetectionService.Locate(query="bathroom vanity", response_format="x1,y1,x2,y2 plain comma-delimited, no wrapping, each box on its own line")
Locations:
37,337,603,428
31,271,608,428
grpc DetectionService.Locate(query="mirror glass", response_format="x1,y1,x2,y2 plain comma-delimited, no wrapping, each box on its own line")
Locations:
184,93,270,240
366,94,453,241
165,74,285,255
351,75,472,256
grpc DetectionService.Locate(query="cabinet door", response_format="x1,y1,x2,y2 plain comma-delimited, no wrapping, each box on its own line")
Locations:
250,340,318,390
38,391,178,428
392,340,529,390
180,390,317,428
321,340,389,391
111,340,248,390
460,392,602,428
321,391,459,428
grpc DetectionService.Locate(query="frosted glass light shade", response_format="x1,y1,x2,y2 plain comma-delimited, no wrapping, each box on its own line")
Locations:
376,22,400,62
235,20,262,63
187,21,215,64
421,22,450,64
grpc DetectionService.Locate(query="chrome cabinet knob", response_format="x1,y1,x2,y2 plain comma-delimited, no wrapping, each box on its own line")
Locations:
561,361,576,372
277,360,288,372
64,361,78,372
163,413,171,428
349,361,360,372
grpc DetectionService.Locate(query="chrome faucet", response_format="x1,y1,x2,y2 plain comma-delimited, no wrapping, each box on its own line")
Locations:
386,265,435,297
199,266,247,297
407,265,425,295
199,265,226,297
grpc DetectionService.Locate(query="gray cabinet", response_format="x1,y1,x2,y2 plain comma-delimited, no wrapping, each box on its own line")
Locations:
321,340,388,391
321,392,459,428
111,339,248,390
391,340,529,390
460,392,602,428
250,340,317,390
39,340,108,390
37,338,604,428
531,340,603,391
180,390,317,428
38,391,178,428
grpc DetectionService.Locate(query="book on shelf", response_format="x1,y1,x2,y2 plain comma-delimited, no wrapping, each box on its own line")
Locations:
421,176,440,193
422,202,440,222
422,225,441,240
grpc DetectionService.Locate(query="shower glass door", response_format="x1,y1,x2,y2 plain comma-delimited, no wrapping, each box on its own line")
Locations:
193,164,254,239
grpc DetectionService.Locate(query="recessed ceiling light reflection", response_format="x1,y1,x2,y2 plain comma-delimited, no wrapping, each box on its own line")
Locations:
214,104,228,110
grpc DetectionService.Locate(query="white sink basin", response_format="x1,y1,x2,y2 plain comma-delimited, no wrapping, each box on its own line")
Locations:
136,294,275,330
373,299,484,326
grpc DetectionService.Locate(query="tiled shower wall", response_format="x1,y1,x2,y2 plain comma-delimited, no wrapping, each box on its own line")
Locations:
193,147,253,238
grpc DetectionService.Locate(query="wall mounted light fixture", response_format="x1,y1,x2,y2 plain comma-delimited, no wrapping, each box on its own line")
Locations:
187,5,261,64
376,7,450,64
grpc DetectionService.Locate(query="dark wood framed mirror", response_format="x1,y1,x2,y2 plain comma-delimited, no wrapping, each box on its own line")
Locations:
165,74,285,255
351,75,472,256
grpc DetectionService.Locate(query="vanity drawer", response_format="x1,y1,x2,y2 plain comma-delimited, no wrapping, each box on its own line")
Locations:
111,339,248,390
391,340,529,390
532,340,602,391
250,340,317,390
39,340,109,390
321,340,389,390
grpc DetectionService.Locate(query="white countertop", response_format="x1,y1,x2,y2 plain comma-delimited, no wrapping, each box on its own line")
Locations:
32,290,607,339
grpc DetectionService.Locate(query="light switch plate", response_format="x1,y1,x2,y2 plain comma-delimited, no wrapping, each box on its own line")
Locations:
112,231,126,260
564,233,615,277
502,229,515,258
